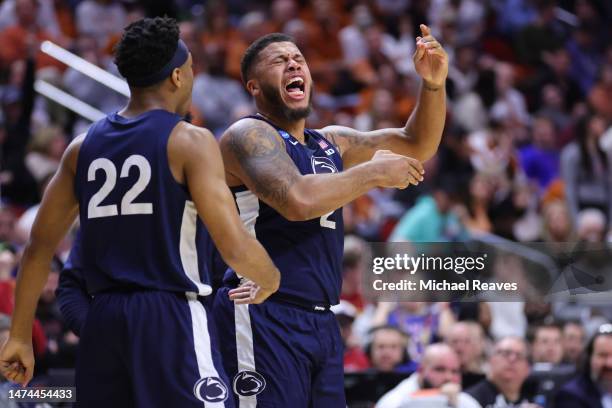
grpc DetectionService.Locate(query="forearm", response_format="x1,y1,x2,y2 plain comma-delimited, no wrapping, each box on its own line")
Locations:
288,161,382,220
404,81,446,161
10,243,54,341
225,237,280,291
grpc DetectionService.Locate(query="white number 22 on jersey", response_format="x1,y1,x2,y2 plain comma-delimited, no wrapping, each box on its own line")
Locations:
87,155,153,219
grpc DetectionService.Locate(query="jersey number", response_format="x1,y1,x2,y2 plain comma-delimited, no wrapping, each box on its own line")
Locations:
320,211,336,229
87,155,153,219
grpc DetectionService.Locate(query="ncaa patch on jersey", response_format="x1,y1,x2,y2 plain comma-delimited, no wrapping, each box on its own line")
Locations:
311,156,338,174
233,371,267,397
193,377,229,403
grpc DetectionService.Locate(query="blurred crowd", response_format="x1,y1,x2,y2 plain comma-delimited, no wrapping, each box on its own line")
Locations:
1,0,612,407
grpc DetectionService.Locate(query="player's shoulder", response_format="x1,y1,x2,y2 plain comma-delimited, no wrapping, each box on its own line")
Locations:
169,121,217,151
63,133,87,174
220,117,280,145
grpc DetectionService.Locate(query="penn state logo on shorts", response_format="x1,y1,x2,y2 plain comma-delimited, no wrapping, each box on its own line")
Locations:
232,371,267,397
193,377,229,403
311,156,338,174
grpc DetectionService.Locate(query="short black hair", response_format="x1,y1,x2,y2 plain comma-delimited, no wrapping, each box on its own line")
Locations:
240,33,295,83
114,17,180,84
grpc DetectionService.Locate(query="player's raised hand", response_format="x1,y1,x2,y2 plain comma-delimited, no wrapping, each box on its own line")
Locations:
371,150,424,189
0,337,34,387
413,24,448,88
229,280,275,305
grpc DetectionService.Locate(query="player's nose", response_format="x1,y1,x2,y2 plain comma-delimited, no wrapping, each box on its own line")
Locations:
287,59,301,71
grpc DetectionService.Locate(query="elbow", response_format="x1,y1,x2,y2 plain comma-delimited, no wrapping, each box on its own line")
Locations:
282,193,314,221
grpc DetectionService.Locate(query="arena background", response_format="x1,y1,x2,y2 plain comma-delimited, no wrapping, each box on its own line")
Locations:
0,0,611,407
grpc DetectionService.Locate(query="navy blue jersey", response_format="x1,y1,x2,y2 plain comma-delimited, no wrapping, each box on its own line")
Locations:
75,110,214,296
224,116,344,305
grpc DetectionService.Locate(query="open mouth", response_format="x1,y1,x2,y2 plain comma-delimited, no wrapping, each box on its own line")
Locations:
285,77,305,99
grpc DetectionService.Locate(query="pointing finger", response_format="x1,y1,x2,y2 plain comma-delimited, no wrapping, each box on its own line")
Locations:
420,24,431,37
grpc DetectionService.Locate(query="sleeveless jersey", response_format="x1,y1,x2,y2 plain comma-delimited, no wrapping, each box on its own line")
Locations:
224,115,344,305
75,109,213,296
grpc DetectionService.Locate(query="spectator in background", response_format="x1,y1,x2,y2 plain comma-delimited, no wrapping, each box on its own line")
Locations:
377,343,481,408
531,323,564,365
0,0,61,38
372,302,456,363
331,300,370,373
576,208,607,243
467,337,538,407
0,0,65,71
340,235,368,311
561,114,612,227
191,42,250,136
519,116,560,192
589,63,612,121
0,209,16,245
62,34,126,118
555,324,612,408
562,320,586,367
445,321,487,389
75,0,126,49
366,325,415,373
390,178,466,242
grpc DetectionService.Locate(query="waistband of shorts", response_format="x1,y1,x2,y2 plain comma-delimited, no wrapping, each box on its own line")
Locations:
267,292,331,313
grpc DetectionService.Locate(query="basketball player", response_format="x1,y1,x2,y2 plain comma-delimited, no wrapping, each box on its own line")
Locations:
0,17,280,407
214,25,448,407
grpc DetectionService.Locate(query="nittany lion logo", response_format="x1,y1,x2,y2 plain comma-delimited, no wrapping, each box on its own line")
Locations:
193,377,229,403
233,371,267,397
311,156,338,174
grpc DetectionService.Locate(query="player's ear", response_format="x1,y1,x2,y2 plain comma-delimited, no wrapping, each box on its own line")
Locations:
246,79,260,97
170,68,181,89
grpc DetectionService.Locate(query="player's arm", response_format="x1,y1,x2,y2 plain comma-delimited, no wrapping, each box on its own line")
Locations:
170,124,280,297
0,135,83,386
318,24,448,169
220,119,424,221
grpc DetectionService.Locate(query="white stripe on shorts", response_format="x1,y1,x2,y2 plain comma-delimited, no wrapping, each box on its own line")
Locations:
188,295,228,408
235,304,257,408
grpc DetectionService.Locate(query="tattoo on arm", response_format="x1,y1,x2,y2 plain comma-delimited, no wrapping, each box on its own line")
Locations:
227,120,300,208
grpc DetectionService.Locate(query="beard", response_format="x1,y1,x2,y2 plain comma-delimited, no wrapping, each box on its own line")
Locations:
260,81,313,122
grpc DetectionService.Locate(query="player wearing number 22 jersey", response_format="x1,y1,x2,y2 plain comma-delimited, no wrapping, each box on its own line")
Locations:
0,17,280,408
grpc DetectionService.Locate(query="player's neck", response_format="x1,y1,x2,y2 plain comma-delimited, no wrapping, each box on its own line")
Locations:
257,110,306,143
120,93,179,118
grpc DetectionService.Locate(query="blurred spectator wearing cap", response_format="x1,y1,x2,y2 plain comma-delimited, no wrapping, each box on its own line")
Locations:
366,325,415,374
562,320,586,367
377,343,481,408
531,322,564,365
331,300,369,372
561,114,612,228
445,321,487,389
466,336,540,407
554,324,612,408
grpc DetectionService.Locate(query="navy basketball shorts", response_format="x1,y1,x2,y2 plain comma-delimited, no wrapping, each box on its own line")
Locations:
213,287,346,408
75,290,234,408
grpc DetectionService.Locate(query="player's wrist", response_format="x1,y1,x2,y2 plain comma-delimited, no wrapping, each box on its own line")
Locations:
422,79,444,91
